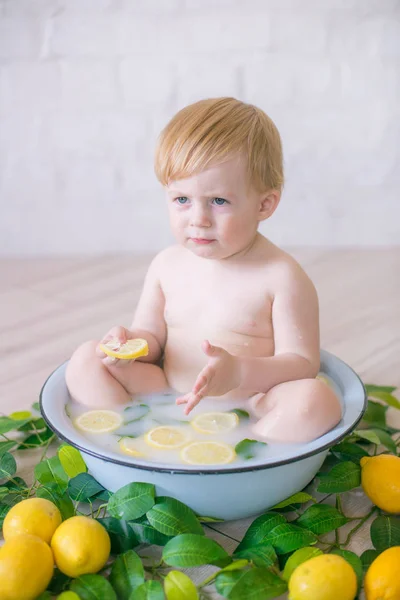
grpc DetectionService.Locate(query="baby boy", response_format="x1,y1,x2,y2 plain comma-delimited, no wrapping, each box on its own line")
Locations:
66,97,341,443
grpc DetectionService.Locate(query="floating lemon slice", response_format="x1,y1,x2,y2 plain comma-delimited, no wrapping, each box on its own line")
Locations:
145,426,190,450
191,412,239,434
181,441,236,465
316,374,332,387
75,410,123,433
119,438,145,457
99,338,149,360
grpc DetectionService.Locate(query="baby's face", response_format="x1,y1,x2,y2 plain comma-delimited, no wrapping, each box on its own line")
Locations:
166,155,265,260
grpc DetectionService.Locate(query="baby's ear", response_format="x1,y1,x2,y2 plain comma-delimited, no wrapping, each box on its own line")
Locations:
258,190,281,222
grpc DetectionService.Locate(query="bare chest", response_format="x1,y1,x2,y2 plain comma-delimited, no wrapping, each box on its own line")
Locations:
161,268,273,338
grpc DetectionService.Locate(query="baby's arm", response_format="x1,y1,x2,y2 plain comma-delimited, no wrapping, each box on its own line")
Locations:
98,253,167,366
128,252,167,363
239,260,320,392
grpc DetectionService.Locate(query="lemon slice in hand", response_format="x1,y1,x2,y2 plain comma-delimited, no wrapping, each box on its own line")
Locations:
181,441,236,465
99,338,149,360
75,410,123,433
191,412,239,434
145,426,190,450
119,438,145,457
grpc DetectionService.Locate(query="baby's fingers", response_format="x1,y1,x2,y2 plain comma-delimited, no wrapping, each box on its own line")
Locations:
192,370,209,395
184,393,203,415
176,393,190,405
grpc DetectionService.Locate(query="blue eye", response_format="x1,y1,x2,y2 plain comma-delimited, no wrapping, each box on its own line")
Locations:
212,197,228,206
176,197,189,204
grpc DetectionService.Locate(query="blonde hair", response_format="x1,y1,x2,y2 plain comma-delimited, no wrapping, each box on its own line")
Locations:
154,97,284,192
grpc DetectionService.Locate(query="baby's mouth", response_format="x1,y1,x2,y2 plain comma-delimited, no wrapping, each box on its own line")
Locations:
189,237,215,245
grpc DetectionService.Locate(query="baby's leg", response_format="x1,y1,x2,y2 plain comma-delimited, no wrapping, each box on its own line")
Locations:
66,341,168,408
250,379,342,443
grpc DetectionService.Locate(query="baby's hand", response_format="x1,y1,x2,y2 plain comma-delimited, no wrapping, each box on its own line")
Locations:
176,340,241,414
96,325,133,367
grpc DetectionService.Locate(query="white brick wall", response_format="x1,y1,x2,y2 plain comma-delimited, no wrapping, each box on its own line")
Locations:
0,0,399,255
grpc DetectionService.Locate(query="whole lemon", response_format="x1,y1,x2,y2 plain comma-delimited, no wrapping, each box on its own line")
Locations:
0,533,54,600
3,497,62,544
288,554,357,600
51,515,111,577
361,454,400,513
364,546,400,600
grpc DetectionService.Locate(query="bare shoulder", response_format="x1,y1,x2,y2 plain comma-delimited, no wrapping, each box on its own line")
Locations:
147,245,183,271
258,238,317,296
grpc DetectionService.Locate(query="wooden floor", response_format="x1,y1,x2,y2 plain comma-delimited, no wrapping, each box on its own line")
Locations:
1,248,399,599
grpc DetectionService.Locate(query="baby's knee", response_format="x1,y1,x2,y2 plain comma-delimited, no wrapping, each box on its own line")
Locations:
66,340,98,381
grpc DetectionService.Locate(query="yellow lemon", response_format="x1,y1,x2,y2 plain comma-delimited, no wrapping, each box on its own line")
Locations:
51,515,110,577
145,426,190,449
99,338,149,360
364,546,400,600
316,374,332,387
75,409,123,433
288,554,357,600
119,437,145,457
0,534,54,600
191,411,239,434
3,497,62,544
181,441,236,465
360,454,400,513
57,593,81,600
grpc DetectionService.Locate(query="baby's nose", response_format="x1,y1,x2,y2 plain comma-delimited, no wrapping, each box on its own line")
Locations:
191,205,212,228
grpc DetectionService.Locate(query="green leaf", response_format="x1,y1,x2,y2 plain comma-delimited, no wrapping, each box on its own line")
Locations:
123,404,150,424
332,549,363,588
0,504,11,527
363,400,388,426
58,445,87,478
365,384,396,395
129,519,172,546
235,439,267,460
10,410,32,420
366,389,400,410
215,571,247,598
164,570,198,600
360,549,379,573
330,441,369,464
32,401,41,412
234,543,277,568
230,409,250,419
146,496,203,537
36,593,52,600
227,567,287,600
282,547,323,581
68,473,104,502
0,416,30,434
235,512,286,552
317,461,361,493
197,515,223,523
296,504,349,534
272,492,315,510
18,417,47,432
263,523,317,555
130,580,165,600
97,518,138,554
220,559,249,571
0,452,17,479
355,429,397,453
18,427,55,449
109,549,145,600
70,574,117,600
36,484,75,520
46,568,71,594
370,515,400,552
162,533,231,568
0,440,17,456
34,456,68,494
108,482,155,520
